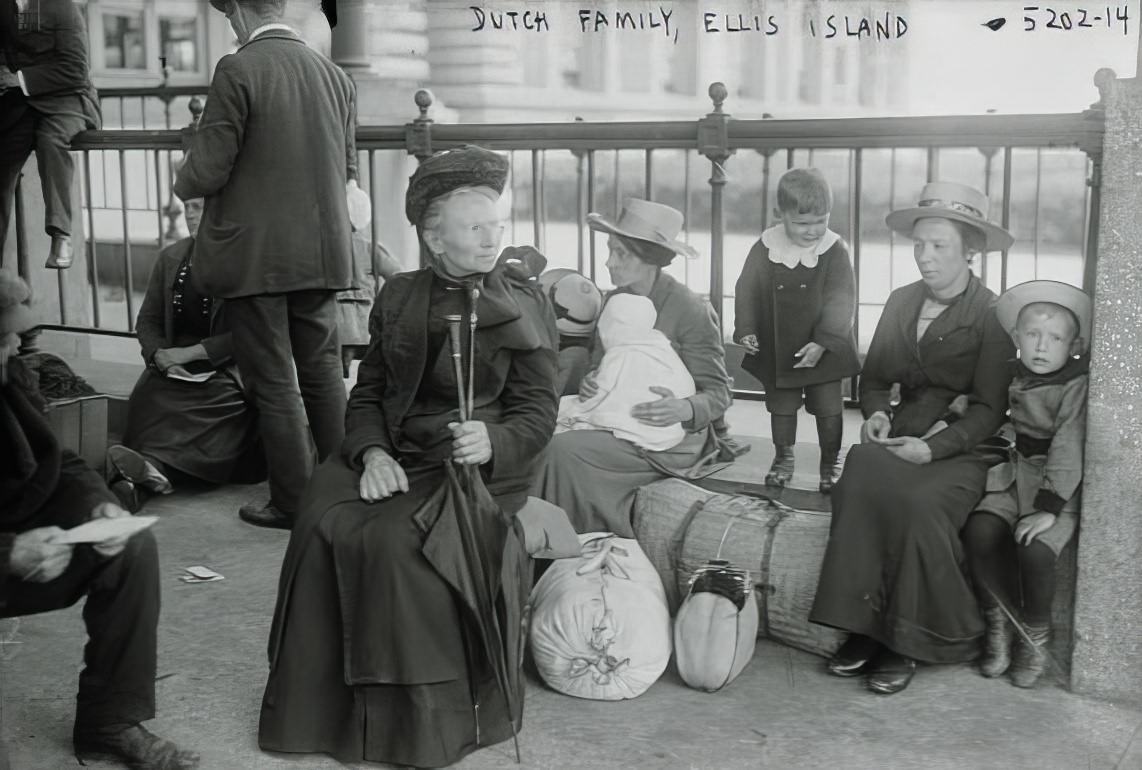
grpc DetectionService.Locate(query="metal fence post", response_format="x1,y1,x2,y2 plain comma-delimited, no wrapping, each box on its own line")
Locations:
697,82,733,327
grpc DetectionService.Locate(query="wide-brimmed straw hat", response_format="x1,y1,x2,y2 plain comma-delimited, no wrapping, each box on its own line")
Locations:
886,181,1014,253
405,145,510,226
0,269,34,336
996,280,1092,353
587,199,698,263
538,268,603,338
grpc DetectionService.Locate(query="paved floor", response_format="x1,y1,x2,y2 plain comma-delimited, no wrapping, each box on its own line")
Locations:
10,339,1140,768
4,455,1142,769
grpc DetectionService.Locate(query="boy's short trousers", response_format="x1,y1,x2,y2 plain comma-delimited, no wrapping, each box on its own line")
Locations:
764,380,843,417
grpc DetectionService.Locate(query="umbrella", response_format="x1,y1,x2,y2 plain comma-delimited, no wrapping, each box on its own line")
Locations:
412,294,523,762
414,459,521,762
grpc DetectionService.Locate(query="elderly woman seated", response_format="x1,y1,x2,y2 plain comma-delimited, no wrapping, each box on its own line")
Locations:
809,182,1016,695
257,146,561,769
533,198,733,536
106,198,264,511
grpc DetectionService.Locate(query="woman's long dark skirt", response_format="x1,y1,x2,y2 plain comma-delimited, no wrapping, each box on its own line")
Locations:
809,443,987,664
122,368,263,484
259,459,526,769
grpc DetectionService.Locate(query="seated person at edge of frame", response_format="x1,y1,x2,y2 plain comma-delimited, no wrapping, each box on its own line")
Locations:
964,279,1091,689
0,0,102,270
105,198,266,512
0,268,199,770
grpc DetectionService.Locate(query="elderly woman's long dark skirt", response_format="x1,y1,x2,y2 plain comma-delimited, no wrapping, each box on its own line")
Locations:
258,458,528,769
809,442,987,664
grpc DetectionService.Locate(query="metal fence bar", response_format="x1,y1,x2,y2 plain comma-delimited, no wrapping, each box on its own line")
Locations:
369,151,380,259
1033,148,1043,278
644,149,654,200
153,151,166,254
13,176,27,279
849,147,863,404
531,149,542,249
118,151,136,331
586,149,596,282
1000,146,1014,292
82,151,101,328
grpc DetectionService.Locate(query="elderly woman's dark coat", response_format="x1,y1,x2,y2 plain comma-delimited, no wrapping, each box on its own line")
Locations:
123,237,263,484
809,274,1014,663
258,264,559,768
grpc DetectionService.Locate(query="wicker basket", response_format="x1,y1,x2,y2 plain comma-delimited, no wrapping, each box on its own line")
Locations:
633,478,844,659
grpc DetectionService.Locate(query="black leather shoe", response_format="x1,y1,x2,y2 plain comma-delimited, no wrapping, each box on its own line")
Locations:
74,723,200,769
826,633,882,677
45,235,73,269
239,502,292,530
866,650,917,695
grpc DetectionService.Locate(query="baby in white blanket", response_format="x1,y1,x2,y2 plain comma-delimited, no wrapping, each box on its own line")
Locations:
556,293,696,451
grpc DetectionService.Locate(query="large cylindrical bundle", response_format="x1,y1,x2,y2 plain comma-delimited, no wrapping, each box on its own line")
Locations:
529,533,672,700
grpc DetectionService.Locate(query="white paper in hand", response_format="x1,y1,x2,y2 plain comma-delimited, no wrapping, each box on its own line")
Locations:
54,516,158,545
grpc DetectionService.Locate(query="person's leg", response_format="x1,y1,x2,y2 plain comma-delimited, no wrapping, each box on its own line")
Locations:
764,387,801,487
0,91,37,252
226,294,316,525
31,109,88,269
1009,539,1058,688
963,511,1018,677
806,381,844,493
287,290,346,462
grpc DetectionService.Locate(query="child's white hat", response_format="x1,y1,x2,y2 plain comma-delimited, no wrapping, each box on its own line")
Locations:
996,280,1092,353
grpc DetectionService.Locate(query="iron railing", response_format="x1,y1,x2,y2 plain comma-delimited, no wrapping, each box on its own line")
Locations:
5,78,1108,400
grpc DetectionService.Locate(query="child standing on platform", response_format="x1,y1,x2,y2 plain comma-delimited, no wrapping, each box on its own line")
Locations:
733,168,860,493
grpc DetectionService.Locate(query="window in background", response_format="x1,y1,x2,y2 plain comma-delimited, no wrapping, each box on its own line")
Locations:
103,11,146,70
159,16,198,72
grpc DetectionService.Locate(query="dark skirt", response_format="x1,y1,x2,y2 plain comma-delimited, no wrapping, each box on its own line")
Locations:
809,442,987,663
122,367,263,484
259,458,528,768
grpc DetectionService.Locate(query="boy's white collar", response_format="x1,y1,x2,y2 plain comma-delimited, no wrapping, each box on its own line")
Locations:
761,225,840,269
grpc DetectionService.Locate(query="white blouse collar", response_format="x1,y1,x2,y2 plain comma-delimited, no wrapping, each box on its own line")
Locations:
761,225,840,269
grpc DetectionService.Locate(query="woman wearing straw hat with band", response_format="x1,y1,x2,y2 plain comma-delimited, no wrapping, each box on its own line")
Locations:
810,181,1016,695
258,146,561,768
533,198,733,537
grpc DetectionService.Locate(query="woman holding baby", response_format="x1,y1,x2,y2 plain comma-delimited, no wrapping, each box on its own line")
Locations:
533,198,733,537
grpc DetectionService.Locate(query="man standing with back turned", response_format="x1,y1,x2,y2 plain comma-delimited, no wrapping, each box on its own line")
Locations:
175,0,357,530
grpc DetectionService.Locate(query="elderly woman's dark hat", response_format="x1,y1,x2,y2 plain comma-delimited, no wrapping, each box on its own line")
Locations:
886,181,1014,252
405,145,510,226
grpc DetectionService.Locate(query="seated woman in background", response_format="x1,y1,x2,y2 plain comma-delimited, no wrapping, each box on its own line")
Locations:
533,198,733,537
107,198,265,510
809,182,1015,696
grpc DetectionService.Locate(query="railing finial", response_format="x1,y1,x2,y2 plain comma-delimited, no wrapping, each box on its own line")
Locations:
1092,68,1117,108
407,90,436,162
708,82,728,114
188,96,204,127
414,89,435,121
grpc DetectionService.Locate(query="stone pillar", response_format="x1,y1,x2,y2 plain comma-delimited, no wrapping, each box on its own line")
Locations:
331,0,435,270
426,3,522,88
1070,71,1142,706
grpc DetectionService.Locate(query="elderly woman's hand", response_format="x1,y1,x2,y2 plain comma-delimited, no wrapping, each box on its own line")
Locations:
874,436,933,465
631,386,695,427
360,447,409,502
449,421,492,465
860,411,893,443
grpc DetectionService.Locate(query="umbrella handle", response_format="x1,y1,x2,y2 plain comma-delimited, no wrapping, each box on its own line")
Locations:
445,315,468,422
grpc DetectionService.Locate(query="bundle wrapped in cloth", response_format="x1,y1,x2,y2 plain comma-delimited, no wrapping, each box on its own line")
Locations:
673,559,759,692
529,533,671,700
